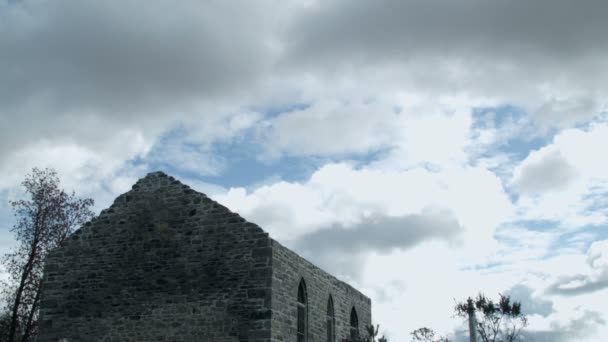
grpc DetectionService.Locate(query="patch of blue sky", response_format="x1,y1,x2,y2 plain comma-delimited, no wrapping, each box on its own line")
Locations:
593,224,608,241
201,143,393,190
198,153,320,189
488,221,605,266
573,111,608,131
0,228,15,255
470,106,560,202
471,105,525,129
0,188,16,227
130,126,221,181
0,191,17,252
471,105,556,162
504,219,561,233
581,190,608,214
492,220,559,257
135,106,395,190
545,224,608,258
342,145,394,167
494,223,605,261
135,122,310,189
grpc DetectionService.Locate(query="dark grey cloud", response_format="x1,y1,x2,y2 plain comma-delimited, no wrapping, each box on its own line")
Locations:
4,0,605,128
451,310,605,342
546,239,608,296
547,270,608,296
293,209,463,278
522,311,606,342
1,1,274,115
505,284,554,317
2,0,607,189
2,0,606,160
285,0,608,68
297,211,462,253
515,150,579,194
282,0,608,125
0,0,283,165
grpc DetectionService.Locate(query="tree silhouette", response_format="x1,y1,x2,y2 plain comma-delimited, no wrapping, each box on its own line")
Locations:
455,293,528,342
362,324,388,342
410,327,452,342
1,168,94,342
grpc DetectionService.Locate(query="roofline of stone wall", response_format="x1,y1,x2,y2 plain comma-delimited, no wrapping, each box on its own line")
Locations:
270,238,371,304
46,170,369,305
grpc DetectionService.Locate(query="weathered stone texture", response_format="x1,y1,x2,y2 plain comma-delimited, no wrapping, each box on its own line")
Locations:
38,172,371,342
39,172,272,342
270,241,371,342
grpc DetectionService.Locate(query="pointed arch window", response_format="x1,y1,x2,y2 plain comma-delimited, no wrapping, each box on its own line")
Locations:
350,307,359,340
297,279,308,342
326,295,336,342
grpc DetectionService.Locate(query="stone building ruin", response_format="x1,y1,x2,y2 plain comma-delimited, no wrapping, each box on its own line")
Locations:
38,172,371,341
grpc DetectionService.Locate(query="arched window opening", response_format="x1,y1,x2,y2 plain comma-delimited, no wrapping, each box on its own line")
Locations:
350,307,359,340
326,295,335,342
297,279,308,342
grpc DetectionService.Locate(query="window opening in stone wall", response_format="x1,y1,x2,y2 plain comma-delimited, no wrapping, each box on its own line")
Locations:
297,279,308,342
350,307,359,340
327,295,336,342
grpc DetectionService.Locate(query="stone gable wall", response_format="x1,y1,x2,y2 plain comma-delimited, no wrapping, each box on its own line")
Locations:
270,241,371,342
38,172,273,342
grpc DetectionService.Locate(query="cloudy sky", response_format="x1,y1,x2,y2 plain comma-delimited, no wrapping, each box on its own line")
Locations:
1,0,608,340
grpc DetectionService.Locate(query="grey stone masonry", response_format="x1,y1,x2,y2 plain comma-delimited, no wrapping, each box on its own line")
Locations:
270,241,371,342
38,171,371,342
